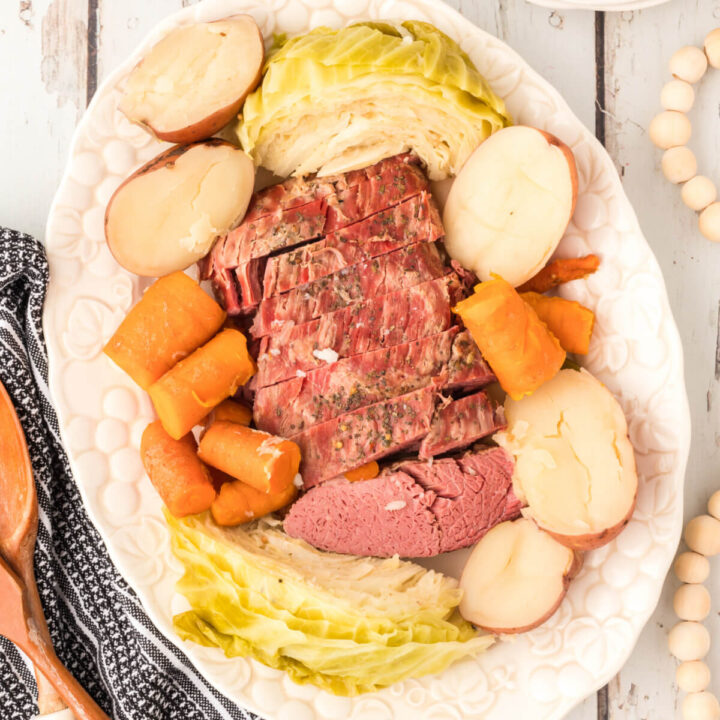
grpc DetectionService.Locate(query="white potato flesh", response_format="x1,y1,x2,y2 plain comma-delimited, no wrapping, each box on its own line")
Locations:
120,17,264,142
459,518,576,633
443,126,577,287
495,369,637,549
106,141,254,277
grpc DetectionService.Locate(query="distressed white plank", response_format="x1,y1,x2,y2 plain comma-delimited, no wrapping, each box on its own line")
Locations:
96,0,201,85
604,2,720,717
0,0,87,240
445,0,598,133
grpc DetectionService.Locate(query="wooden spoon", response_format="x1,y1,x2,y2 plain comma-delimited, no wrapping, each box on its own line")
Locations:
0,381,109,719
0,553,108,720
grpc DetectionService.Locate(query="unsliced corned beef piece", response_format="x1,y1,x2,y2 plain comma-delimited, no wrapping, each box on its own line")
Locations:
254,329,494,436
294,387,437,489
262,192,443,298
251,243,447,338
256,274,466,388
283,447,521,557
419,391,507,459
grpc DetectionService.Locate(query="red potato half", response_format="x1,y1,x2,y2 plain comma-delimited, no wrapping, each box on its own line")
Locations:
443,126,578,288
495,368,638,551
459,518,582,634
105,140,254,277
119,17,264,144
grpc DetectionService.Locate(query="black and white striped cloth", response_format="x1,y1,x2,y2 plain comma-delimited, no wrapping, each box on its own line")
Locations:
0,228,258,720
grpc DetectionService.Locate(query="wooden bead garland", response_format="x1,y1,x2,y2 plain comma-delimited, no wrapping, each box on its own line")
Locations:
671,492,720,719
650,30,720,243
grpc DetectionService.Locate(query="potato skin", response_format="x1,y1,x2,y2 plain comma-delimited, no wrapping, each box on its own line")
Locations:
536,129,579,221
475,551,584,635
121,18,265,145
540,492,637,551
103,138,241,273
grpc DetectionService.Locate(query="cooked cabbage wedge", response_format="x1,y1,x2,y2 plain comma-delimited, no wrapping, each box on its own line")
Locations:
237,21,511,180
167,512,492,695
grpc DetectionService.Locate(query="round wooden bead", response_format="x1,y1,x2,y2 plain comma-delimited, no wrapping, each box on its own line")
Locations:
649,111,692,149
699,203,720,243
682,176,717,212
662,147,698,183
685,514,720,555
682,691,720,720
675,552,711,584
674,584,711,621
677,661,712,693
708,489,720,519
705,28,720,69
661,79,696,112
668,621,711,661
670,46,709,83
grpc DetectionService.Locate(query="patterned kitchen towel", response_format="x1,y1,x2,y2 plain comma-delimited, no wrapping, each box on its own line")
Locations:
0,228,258,720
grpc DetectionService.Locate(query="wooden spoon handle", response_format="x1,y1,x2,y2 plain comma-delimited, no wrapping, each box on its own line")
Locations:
20,636,110,720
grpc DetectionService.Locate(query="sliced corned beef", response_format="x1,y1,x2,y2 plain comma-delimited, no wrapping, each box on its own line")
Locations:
251,243,447,338
243,153,421,225
254,329,494,436
204,156,429,313
262,192,443,298
208,265,242,316
283,447,521,557
227,199,328,268
234,257,266,312
256,275,465,388
419,391,507,459
242,177,336,225
295,387,437,489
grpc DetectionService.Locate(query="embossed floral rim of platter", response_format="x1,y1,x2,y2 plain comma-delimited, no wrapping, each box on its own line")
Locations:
43,0,690,717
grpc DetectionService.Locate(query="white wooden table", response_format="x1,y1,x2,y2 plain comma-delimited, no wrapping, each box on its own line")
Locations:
0,0,715,717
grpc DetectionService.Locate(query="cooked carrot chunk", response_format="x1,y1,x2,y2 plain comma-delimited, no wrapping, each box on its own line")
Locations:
521,292,595,355
517,255,600,294
211,399,253,427
104,271,225,390
344,461,380,482
140,420,215,517
198,421,300,494
211,479,297,526
149,329,256,439
454,277,565,400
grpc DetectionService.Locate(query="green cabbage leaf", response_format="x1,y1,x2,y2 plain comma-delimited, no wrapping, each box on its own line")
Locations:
237,21,511,180
167,511,492,696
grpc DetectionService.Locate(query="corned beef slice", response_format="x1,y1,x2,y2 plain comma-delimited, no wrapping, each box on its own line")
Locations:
251,243,447,338
294,387,437,489
204,154,428,312
262,192,443,298
294,386,505,488
256,274,465,388
419,391,507,459
254,330,494,436
283,448,521,557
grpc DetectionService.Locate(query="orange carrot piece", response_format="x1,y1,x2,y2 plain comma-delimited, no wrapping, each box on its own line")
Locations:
517,255,600,294
521,292,595,355
454,277,565,400
140,420,216,517
211,479,297,526
198,421,301,494
344,461,380,482
149,329,256,439
211,399,253,427
104,271,225,390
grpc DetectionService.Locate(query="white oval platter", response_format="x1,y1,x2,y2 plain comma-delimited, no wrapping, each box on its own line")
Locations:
43,0,690,718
